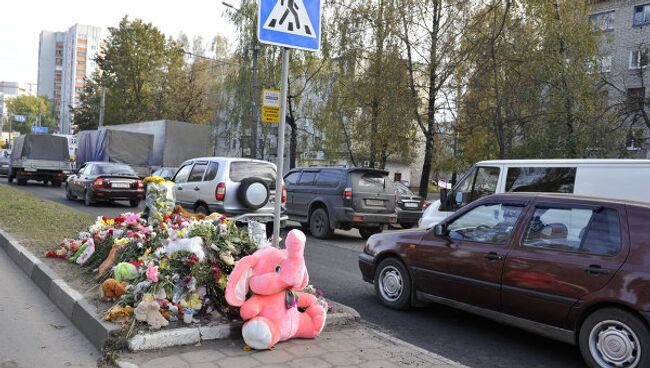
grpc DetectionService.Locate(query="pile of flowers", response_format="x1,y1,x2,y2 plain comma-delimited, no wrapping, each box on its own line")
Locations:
46,176,264,329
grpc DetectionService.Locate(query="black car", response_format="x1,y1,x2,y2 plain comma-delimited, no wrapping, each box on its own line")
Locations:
394,181,423,228
66,162,144,207
284,167,397,239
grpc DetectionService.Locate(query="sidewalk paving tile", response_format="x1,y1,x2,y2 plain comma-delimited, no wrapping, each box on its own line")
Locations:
115,324,467,368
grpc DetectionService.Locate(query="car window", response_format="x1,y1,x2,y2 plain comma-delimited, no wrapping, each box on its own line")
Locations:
351,171,393,193
203,162,219,182
188,163,207,182
448,203,524,245
95,164,135,176
523,207,621,256
298,171,318,185
230,161,276,189
470,167,500,202
174,164,193,183
317,169,343,188
395,181,414,196
284,171,301,186
506,167,576,193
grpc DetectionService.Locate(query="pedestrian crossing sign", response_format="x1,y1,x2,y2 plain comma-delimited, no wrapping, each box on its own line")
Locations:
258,0,322,52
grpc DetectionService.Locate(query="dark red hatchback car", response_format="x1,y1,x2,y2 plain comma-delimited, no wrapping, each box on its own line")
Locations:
359,193,650,368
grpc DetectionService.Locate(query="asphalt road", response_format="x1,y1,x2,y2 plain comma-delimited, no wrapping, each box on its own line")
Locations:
1,177,586,367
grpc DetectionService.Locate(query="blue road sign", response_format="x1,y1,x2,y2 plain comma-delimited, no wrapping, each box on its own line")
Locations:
14,114,27,123
258,0,322,52
31,126,48,134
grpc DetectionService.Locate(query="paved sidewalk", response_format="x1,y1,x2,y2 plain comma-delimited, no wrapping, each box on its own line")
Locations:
116,324,467,368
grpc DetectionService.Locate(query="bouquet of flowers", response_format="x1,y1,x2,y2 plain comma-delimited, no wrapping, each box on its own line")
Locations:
143,176,176,225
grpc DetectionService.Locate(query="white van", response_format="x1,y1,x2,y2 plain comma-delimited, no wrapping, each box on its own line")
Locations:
418,159,650,228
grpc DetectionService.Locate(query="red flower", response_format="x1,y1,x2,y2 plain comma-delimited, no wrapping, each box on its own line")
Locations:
213,266,222,282
129,259,143,268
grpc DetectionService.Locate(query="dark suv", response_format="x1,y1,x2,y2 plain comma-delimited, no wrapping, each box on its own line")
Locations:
284,167,397,239
360,192,650,368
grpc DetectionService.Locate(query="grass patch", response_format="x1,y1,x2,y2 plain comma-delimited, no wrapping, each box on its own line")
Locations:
0,184,95,252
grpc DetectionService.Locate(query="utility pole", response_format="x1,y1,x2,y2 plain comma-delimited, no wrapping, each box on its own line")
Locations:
98,87,106,128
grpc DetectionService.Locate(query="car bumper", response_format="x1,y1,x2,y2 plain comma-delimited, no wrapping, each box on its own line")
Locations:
336,208,397,227
206,204,288,225
396,208,423,223
358,252,375,283
93,189,144,201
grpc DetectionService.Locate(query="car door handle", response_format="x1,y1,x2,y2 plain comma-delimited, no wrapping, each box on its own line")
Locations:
484,252,504,261
193,187,200,191
584,265,609,275
177,187,183,191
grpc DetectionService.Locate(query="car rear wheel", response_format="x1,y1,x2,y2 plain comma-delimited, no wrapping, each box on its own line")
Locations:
17,178,26,185
129,200,140,208
359,227,382,239
51,179,62,187
310,208,333,239
374,258,411,310
195,204,209,215
579,307,650,368
84,190,94,206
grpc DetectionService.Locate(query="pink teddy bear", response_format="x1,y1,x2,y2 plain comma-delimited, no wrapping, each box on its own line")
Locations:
225,229,327,350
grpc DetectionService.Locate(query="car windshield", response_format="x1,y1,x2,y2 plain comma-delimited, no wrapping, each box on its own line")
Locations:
96,164,136,176
395,181,414,196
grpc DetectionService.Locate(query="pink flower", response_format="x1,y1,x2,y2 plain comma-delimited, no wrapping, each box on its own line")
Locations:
146,263,159,283
125,213,141,226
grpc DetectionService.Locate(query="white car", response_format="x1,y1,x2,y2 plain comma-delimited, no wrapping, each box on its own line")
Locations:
418,159,650,229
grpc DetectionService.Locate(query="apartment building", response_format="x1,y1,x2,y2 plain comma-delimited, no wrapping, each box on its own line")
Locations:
590,0,650,157
0,81,37,118
37,24,104,134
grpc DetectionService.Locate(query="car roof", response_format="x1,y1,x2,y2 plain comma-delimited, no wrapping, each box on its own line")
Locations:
287,166,388,174
476,159,650,166
181,157,276,167
485,192,650,209
83,162,130,166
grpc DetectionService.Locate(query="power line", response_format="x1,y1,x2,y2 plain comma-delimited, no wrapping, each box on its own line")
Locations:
183,50,243,67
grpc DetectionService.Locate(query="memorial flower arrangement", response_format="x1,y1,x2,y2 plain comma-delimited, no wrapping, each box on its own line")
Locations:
46,176,265,329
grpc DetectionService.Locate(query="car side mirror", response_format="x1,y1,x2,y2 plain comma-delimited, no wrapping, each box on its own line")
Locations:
454,191,464,205
434,224,448,237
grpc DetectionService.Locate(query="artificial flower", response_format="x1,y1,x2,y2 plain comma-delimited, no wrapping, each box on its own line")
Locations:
146,263,160,283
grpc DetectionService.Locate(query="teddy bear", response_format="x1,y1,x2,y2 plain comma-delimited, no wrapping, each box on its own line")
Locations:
100,278,128,302
225,229,327,350
134,294,169,329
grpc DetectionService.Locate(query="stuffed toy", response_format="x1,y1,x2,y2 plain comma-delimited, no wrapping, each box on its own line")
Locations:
100,278,128,302
173,204,222,221
103,305,134,323
134,294,169,329
225,229,327,350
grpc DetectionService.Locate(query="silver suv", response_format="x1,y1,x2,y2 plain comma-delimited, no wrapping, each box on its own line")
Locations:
172,157,287,229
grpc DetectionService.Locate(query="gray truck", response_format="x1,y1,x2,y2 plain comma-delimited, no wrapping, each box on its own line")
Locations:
76,129,154,177
9,134,73,186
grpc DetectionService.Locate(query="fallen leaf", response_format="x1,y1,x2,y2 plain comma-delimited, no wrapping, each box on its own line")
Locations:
49,324,65,329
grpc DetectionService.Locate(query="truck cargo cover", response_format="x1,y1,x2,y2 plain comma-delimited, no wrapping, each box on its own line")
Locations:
12,135,69,161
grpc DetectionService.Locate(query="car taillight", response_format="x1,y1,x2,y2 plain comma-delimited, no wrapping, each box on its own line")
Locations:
281,185,286,203
215,182,226,201
343,187,353,200
92,178,104,189
137,180,144,190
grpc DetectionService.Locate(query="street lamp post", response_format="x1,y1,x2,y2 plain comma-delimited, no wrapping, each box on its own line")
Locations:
223,1,260,160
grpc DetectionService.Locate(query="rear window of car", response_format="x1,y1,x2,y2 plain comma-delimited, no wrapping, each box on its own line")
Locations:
395,181,414,196
95,164,135,176
351,171,392,192
317,169,344,188
230,161,276,189
506,167,576,193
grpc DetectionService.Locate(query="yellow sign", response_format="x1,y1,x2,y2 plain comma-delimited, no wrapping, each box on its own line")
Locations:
261,89,281,124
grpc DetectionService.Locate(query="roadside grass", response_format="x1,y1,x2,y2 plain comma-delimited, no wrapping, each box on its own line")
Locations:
0,184,95,252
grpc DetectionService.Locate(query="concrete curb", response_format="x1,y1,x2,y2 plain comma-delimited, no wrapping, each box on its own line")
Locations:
0,228,363,353
0,229,121,351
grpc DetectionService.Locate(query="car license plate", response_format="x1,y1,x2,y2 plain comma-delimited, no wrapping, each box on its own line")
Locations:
404,202,419,208
366,199,384,206
112,183,130,189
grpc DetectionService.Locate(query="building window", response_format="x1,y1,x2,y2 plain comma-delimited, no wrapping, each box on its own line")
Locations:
630,48,649,69
627,87,646,110
77,51,86,57
590,10,615,31
633,4,650,26
77,60,86,66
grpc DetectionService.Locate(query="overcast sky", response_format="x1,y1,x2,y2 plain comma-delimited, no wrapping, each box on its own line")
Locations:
0,0,238,84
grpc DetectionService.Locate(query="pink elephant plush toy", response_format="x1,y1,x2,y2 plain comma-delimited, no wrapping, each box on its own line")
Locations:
225,229,327,350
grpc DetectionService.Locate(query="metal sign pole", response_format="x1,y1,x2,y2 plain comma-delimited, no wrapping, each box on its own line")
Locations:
272,47,290,248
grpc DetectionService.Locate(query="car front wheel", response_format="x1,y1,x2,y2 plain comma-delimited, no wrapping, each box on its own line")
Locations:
65,184,76,200
579,307,650,368
359,226,382,239
84,190,94,206
374,258,411,310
